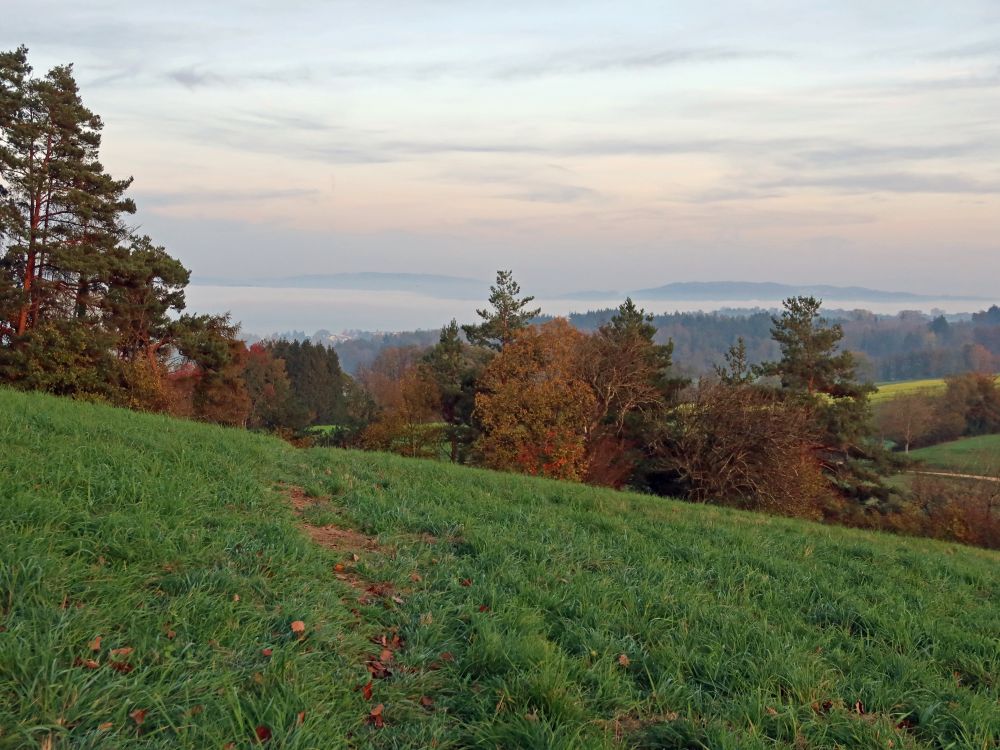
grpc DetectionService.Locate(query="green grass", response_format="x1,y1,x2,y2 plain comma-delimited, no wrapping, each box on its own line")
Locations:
909,435,1000,475
1,388,998,749
872,375,1000,404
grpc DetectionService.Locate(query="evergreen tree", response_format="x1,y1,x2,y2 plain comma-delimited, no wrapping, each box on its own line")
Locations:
0,49,134,336
462,270,540,350
715,337,756,385
762,296,876,466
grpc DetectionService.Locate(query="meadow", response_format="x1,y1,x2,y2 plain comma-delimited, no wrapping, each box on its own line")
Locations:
909,435,1000,476
1,388,998,749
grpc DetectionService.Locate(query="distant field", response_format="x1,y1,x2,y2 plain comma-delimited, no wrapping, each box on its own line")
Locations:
910,434,1000,475
872,375,1000,404
1,388,998,749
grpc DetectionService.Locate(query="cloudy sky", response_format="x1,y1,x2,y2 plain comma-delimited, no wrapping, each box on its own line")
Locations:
4,0,1000,298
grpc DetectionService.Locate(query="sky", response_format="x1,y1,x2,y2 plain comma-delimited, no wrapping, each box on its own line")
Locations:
4,0,1000,302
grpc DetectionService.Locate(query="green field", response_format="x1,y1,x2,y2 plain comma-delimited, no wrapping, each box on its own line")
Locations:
909,434,1000,476
1,388,998,749
872,375,1000,404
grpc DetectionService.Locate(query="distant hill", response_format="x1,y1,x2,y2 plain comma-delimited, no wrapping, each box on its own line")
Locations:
626,281,985,303
199,272,488,298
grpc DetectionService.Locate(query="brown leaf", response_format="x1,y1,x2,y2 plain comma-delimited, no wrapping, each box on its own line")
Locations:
478,605,491,613
165,629,176,640
97,722,113,731
129,709,146,726
290,620,306,634
360,680,373,700
410,572,422,582
261,648,273,657
254,725,272,743
109,647,133,657
88,635,102,652
296,711,306,725
75,658,100,670
232,594,240,602
224,743,237,750
109,661,134,674
366,660,392,679
380,648,393,663
766,706,778,716
460,578,472,587
617,654,630,667
367,703,385,728
439,651,454,662
854,700,865,715
334,563,345,572
420,695,434,710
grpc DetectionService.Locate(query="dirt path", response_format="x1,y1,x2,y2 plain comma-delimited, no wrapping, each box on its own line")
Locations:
911,470,1000,484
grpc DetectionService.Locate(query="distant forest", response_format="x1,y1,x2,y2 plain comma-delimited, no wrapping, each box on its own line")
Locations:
275,306,1000,382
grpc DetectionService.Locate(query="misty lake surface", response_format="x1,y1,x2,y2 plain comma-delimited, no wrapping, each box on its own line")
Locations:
186,285,994,336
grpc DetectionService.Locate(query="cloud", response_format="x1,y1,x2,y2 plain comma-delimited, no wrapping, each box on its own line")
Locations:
760,172,1000,195
499,183,601,203
136,187,321,207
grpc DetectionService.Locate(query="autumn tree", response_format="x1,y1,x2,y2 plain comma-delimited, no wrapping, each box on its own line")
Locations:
656,380,828,517
579,298,679,486
358,346,443,458
475,318,595,480
462,270,540,350
875,393,938,453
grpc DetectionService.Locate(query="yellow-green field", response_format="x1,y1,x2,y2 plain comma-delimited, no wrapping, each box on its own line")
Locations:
909,435,1000,476
872,376,1000,404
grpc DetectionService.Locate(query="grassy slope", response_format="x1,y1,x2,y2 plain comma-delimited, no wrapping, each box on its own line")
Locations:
909,435,1000,475
1,389,998,750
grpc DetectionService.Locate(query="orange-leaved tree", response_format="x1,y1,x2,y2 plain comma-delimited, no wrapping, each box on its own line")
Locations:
474,318,595,480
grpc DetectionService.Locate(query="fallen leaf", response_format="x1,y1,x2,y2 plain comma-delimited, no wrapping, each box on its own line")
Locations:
391,595,404,605
367,703,385,728
766,706,778,716
88,636,102,652
109,661,134,674
232,594,240,602
352,553,360,562
109,647,133,657
224,743,236,750
360,680,373,700
380,648,393,663
255,725,272,743
618,654,630,667
253,672,264,685
410,572,422,582
420,695,434,709
75,658,100,670
97,722,113,731
261,648,273,657
296,711,306,725
460,578,472,587
129,709,146,726
478,605,491,613
165,629,176,640
290,620,306,635
439,651,454,662
366,660,392,679
334,563,345,572
854,700,865,715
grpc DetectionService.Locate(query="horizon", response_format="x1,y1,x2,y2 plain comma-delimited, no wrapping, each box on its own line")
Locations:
3,0,999,307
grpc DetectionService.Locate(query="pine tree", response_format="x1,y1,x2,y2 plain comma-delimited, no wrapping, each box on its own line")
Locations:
0,50,134,336
715,337,756,385
462,270,540,350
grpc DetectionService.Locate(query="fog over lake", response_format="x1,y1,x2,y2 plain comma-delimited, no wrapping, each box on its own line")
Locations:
185,285,997,336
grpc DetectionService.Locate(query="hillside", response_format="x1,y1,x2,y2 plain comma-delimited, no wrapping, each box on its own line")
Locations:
910,435,1000,475
1,389,997,749
872,375,1000,403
